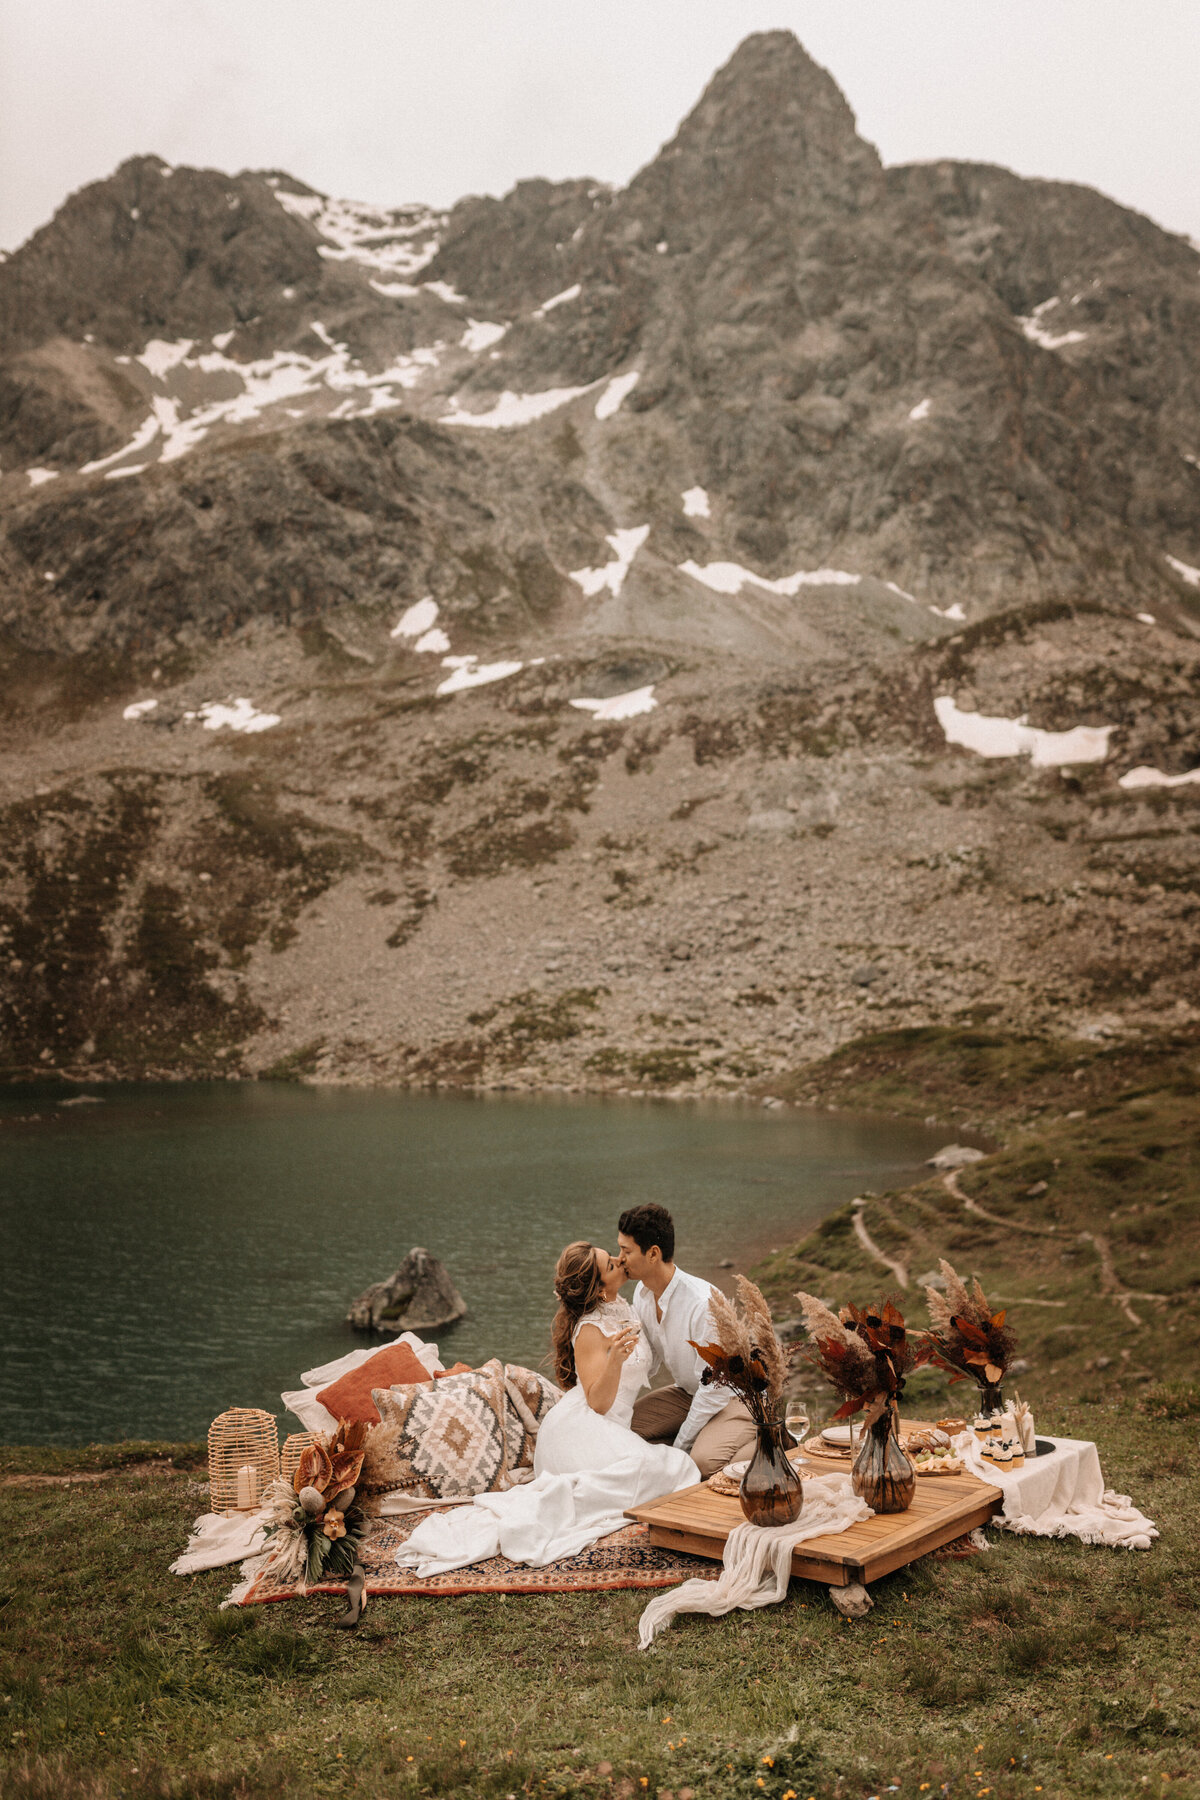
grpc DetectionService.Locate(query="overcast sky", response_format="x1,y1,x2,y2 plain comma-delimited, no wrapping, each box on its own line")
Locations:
3,1,1199,254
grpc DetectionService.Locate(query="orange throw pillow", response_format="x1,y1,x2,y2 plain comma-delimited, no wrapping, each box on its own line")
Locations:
317,1342,433,1424
434,1362,473,1379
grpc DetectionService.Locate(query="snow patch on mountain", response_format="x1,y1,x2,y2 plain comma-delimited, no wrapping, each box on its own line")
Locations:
185,698,281,733
391,598,439,640
1118,764,1200,791
423,280,466,306
908,398,931,421
595,371,639,419
272,186,443,280
460,320,507,353
682,487,710,518
437,656,526,696
534,284,582,318
137,338,194,378
442,384,597,429
570,526,650,598
78,334,445,474
26,467,59,486
570,685,657,721
1017,297,1086,351
389,599,452,654
83,407,164,473
934,695,1111,767
679,560,861,596
1166,553,1200,586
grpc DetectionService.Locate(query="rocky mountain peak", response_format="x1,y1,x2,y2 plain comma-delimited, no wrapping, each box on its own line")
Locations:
0,156,325,356
622,30,883,231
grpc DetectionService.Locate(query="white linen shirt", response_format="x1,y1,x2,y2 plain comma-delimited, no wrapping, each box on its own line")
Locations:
631,1267,730,1452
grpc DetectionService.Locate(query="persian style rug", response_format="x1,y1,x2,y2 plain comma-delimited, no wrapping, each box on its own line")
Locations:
238,1511,716,1605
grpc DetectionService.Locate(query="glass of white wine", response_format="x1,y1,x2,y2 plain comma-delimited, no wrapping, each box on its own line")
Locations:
783,1397,810,1447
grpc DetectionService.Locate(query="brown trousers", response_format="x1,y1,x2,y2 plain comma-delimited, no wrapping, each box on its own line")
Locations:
630,1384,757,1479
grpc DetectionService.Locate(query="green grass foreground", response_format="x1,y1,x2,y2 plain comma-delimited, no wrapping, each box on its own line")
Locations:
3,1029,1198,1799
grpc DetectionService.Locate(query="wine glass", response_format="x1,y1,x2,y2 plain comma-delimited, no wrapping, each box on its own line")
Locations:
783,1398,810,1451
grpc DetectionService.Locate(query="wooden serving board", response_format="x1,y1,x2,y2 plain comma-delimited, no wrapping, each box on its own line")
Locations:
625,1420,1002,1589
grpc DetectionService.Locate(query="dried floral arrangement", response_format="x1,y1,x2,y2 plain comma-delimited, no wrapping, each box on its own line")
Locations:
256,1419,370,1588
794,1292,931,1426
689,1276,787,1430
922,1260,1017,1401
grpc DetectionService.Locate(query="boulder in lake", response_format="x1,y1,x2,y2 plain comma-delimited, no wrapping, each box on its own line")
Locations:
347,1247,467,1333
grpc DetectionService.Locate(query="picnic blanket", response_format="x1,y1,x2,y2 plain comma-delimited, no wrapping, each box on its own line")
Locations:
955,1433,1157,1549
176,1509,713,1605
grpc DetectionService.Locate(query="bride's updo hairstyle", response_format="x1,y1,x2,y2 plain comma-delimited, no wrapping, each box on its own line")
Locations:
551,1241,605,1389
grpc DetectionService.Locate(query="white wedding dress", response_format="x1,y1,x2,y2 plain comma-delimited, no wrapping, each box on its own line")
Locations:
395,1298,700,1575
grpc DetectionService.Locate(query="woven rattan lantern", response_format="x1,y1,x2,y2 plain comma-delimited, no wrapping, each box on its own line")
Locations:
281,1431,318,1487
208,1408,280,1513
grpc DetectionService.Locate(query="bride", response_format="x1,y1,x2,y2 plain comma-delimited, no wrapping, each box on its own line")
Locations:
395,1242,700,1575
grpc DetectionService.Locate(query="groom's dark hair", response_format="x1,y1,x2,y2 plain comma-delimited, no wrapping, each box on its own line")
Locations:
618,1203,674,1262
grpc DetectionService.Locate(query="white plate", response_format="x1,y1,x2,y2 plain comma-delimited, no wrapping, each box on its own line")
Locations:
821,1425,852,1447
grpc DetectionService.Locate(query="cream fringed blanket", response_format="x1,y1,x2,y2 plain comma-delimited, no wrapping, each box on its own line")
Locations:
637,1472,871,1647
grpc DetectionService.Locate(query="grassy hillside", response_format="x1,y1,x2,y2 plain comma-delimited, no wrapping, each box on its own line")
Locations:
2,1029,1197,1799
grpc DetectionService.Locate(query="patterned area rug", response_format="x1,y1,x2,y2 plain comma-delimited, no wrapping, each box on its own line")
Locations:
239,1510,717,1605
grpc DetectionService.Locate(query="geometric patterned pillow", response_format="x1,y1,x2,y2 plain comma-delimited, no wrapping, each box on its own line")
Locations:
359,1357,511,1504
502,1364,563,1474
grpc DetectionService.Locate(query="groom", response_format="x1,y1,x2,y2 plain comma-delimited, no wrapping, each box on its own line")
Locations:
616,1203,757,1478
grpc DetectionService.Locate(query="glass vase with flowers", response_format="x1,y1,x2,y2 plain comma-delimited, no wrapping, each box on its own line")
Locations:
793,1292,931,1513
690,1276,801,1526
921,1259,1017,1424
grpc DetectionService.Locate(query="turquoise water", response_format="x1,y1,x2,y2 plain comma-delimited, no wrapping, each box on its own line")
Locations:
0,1082,955,1445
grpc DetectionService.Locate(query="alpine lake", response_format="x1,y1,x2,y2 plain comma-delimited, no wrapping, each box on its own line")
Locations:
1,1081,961,1445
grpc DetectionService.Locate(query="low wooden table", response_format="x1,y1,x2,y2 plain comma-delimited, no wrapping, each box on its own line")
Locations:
626,1430,1002,1590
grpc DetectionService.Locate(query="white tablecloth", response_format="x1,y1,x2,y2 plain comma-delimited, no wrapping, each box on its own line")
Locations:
956,1433,1157,1550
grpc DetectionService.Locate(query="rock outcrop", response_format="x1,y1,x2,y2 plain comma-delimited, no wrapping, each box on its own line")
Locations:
347,1249,468,1334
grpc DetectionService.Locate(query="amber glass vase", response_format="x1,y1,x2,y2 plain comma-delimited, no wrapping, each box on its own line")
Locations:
851,1404,915,1514
739,1422,804,1527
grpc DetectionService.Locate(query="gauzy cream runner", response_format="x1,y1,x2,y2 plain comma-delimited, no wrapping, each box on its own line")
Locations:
955,1433,1157,1550
638,1471,871,1647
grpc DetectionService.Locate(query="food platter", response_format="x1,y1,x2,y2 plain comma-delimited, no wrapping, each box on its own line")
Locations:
801,1434,965,1476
